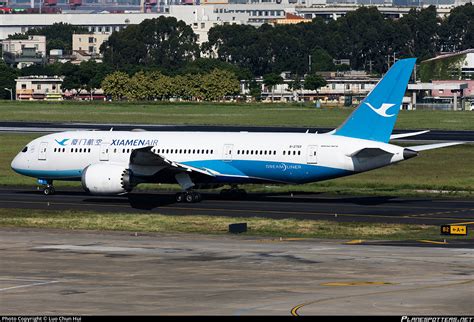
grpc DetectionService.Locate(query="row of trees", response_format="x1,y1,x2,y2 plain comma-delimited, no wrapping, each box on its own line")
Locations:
101,69,240,101
99,4,474,76
1,5,472,99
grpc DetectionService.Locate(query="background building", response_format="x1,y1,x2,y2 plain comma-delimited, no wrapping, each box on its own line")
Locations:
420,49,474,82
71,32,110,61
15,75,63,100
1,35,46,68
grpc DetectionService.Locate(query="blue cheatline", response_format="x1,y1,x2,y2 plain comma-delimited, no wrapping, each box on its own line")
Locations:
183,159,351,184
12,160,352,185
334,58,417,143
11,168,83,180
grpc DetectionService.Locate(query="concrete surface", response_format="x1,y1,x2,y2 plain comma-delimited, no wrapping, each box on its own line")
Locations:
1,228,473,315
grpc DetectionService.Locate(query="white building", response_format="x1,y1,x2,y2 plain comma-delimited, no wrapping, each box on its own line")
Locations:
15,76,64,101
0,6,250,43
1,35,46,55
1,35,47,68
168,5,248,44
72,32,111,55
245,71,379,104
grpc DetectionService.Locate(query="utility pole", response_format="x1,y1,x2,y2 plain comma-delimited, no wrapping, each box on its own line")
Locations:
308,54,312,74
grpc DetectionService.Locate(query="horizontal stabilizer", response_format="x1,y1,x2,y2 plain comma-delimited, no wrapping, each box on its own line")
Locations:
390,130,430,140
409,142,465,152
347,147,394,158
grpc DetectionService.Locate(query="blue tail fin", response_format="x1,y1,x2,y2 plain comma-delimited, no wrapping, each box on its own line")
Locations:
334,58,416,143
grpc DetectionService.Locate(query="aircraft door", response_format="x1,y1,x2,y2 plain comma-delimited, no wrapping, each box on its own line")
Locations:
99,143,109,161
222,144,233,162
307,145,318,164
38,142,48,161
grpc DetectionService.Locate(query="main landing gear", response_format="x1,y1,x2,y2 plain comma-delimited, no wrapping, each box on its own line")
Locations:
175,191,202,203
38,179,55,195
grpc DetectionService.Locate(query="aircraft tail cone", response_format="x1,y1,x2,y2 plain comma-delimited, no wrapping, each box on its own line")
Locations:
403,148,418,160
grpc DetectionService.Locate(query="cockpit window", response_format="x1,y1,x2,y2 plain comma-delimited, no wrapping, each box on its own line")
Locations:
21,146,28,153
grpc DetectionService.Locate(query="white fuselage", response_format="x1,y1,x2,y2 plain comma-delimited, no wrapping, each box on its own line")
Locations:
11,130,407,187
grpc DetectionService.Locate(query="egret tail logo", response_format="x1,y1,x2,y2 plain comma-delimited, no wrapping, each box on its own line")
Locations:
365,102,397,118
55,139,69,146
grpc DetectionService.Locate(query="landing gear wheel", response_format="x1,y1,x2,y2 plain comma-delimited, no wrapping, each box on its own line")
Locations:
193,192,202,202
175,192,184,203
185,192,195,203
43,186,55,195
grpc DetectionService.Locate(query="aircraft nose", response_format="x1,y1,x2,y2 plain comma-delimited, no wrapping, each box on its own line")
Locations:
11,154,24,174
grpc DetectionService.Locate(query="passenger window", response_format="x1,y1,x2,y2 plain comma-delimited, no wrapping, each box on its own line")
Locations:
283,151,286,155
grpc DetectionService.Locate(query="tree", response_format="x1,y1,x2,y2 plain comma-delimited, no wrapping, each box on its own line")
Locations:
397,6,440,61
311,48,335,72
0,62,18,100
248,80,262,101
287,76,303,102
201,69,240,101
263,73,283,102
101,71,130,100
127,71,155,101
304,73,327,95
439,3,474,52
101,16,199,71
148,71,173,100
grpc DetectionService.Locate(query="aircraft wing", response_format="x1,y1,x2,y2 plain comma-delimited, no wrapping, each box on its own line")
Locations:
390,130,430,140
408,142,465,152
130,146,215,177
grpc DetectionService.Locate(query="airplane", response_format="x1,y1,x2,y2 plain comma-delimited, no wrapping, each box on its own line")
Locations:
11,58,464,202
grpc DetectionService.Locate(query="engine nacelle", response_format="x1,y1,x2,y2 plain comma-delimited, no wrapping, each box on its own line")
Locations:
81,163,133,195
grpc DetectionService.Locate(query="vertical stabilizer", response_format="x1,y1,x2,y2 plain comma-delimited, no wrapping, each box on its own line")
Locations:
334,58,416,143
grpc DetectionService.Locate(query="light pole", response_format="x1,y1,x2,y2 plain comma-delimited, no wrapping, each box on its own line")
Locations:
4,88,13,101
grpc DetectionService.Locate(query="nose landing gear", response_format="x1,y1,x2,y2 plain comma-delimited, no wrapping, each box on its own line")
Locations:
38,179,55,195
43,185,56,195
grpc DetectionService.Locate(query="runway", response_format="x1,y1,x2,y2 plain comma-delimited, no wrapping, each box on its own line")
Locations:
1,187,474,226
1,121,473,142
1,228,473,315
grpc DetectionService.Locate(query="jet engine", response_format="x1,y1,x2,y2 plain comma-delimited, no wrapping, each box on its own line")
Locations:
81,163,134,195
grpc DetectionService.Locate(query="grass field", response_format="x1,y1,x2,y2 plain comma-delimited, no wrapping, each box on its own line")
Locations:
1,100,474,130
1,133,473,197
0,208,470,241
